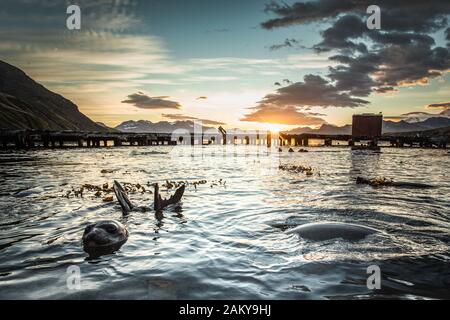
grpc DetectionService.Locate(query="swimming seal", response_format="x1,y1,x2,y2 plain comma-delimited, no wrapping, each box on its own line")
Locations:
82,220,128,257
287,222,379,241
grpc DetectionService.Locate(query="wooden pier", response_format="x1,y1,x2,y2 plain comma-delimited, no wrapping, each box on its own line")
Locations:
0,129,447,149
0,129,177,149
278,133,448,149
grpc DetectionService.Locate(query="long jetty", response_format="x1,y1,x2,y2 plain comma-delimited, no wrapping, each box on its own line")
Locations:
278,133,447,148
0,129,176,148
0,129,447,149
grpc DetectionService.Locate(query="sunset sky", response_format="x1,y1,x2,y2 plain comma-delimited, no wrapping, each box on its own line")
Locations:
0,0,449,130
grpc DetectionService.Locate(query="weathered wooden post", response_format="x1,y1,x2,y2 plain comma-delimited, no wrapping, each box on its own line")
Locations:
267,132,272,148
218,126,227,145
303,138,309,147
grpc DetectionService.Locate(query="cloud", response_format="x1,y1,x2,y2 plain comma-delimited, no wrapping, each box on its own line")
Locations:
196,96,208,100
313,15,368,53
241,105,326,126
427,102,450,109
307,112,327,116
385,107,450,121
162,114,198,121
257,0,450,120
242,74,369,125
262,1,450,32
269,38,300,51
162,114,226,125
122,93,181,109
261,74,369,108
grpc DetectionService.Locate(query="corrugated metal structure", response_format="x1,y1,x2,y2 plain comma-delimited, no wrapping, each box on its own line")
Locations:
352,113,383,137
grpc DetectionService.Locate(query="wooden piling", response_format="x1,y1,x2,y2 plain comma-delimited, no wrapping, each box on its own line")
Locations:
267,132,272,148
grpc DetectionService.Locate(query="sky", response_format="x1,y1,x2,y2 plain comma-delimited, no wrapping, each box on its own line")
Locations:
0,0,449,130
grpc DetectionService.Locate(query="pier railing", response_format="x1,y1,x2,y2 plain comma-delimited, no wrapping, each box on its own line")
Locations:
0,129,447,149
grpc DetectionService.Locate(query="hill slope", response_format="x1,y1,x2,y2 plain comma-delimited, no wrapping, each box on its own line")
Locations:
0,60,108,131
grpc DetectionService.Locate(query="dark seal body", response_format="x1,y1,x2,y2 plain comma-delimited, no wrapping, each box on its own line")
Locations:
287,222,379,241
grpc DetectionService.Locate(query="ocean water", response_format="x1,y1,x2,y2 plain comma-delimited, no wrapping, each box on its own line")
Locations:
0,145,449,299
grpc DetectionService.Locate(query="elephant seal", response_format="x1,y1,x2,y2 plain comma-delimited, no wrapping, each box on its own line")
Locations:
82,220,128,257
287,222,379,241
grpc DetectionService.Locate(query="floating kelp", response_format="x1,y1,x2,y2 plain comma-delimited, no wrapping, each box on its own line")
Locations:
356,176,393,187
102,196,114,202
62,182,151,199
279,164,316,176
160,179,226,190
100,169,116,174
356,176,434,189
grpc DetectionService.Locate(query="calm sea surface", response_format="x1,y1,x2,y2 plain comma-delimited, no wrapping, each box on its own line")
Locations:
0,145,449,299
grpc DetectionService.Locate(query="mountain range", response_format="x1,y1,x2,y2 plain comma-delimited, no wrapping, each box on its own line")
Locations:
0,60,108,131
285,117,450,135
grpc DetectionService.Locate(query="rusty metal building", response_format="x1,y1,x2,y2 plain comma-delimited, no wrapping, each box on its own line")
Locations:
352,113,383,137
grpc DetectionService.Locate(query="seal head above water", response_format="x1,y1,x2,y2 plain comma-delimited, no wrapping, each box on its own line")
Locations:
82,220,128,257
287,222,379,241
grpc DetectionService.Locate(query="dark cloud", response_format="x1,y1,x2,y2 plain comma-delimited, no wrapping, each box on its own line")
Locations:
274,82,281,86
241,105,326,126
241,74,368,125
262,0,362,29
373,86,396,93
262,1,450,32
162,114,226,126
427,102,450,109
122,93,181,109
257,0,450,120
196,96,208,100
385,109,450,121
313,15,367,53
162,114,197,121
260,75,369,108
269,38,300,51
307,112,327,116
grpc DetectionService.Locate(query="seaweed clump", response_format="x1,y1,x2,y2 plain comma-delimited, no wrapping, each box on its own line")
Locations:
356,176,393,187
62,182,150,199
279,164,315,176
